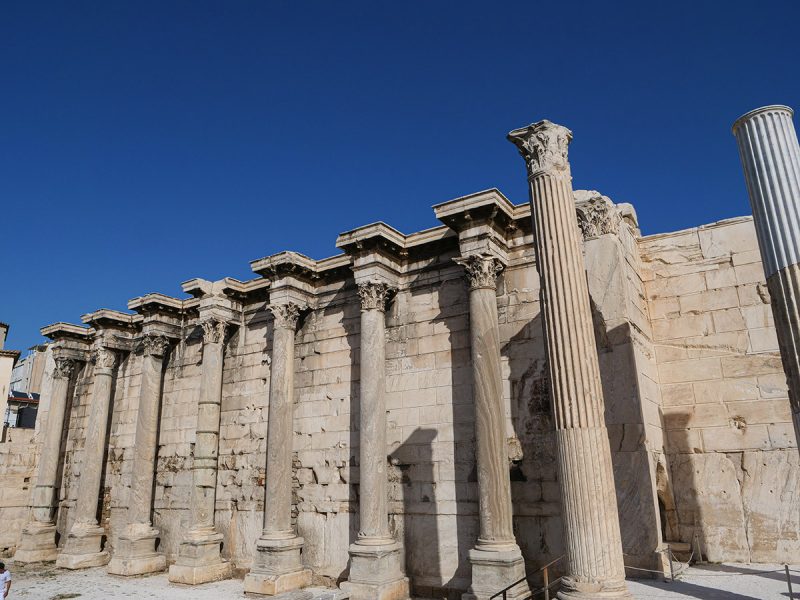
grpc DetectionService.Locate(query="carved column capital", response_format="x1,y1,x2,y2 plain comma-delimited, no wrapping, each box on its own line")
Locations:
53,356,76,379
142,334,170,358
357,281,395,312
268,303,304,330
576,196,621,240
92,346,117,371
507,120,572,179
455,254,504,290
200,318,228,345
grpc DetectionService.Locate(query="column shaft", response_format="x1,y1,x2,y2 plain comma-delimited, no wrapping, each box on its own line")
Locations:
469,284,515,546
129,342,167,525
733,105,800,450
73,356,114,526
32,359,73,522
508,120,632,600
190,325,225,531
357,305,390,542
263,322,296,538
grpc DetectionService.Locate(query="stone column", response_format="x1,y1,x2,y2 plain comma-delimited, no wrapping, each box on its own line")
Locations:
14,352,76,563
169,318,232,584
455,255,530,600
244,302,312,595
56,344,116,569
733,105,800,452
342,281,409,600
508,120,633,600
107,334,170,576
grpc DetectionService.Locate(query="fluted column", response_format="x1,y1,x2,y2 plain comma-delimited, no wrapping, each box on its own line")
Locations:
14,352,76,564
733,105,800,453
57,345,116,569
107,334,170,576
244,302,312,596
456,255,530,600
342,281,409,600
508,120,632,600
169,318,232,584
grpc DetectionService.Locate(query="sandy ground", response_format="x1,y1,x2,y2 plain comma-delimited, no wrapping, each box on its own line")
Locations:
5,561,799,600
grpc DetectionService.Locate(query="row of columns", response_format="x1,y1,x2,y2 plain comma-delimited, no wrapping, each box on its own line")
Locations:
15,117,644,600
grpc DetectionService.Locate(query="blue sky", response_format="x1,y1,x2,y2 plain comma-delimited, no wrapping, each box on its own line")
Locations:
3,1,799,351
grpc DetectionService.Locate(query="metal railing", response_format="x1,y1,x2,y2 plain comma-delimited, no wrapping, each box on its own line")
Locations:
489,555,564,600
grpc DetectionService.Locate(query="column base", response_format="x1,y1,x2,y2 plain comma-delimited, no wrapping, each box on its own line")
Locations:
462,545,530,600
556,577,634,600
243,535,311,595
56,523,109,569
168,530,232,585
13,522,58,564
340,540,409,600
107,524,166,576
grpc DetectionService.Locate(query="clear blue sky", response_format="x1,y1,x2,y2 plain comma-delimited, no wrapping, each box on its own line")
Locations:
3,1,799,351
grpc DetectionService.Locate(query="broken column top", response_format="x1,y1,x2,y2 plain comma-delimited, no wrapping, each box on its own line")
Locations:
507,119,573,178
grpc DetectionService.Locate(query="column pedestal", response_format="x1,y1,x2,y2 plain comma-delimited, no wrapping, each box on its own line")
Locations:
342,541,409,600
463,547,528,600
56,523,108,569
169,530,232,585
13,522,59,564
244,536,312,595
107,524,166,576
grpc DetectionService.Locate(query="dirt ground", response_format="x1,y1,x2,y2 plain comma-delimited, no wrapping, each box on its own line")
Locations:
6,561,799,600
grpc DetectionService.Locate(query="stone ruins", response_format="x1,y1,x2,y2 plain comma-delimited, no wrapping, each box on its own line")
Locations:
1,110,798,600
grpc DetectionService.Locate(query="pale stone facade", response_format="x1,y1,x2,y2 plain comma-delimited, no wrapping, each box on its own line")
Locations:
0,116,797,599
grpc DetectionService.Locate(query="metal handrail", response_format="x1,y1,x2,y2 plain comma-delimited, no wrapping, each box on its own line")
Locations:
488,555,565,600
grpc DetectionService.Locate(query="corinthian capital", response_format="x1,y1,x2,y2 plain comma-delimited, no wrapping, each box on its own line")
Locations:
268,303,304,330
200,318,228,345
142,334,170,358
507,120,572,178
454,254,504,290
357,281,395,312
92,346,117,370
53,356,76,379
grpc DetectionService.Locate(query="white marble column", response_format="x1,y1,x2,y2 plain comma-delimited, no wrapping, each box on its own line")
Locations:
107,334,169,576
14,352,76,563
733,105,800,452
342,281,409,600
57,344,116,569
244,302,312,596
169,318,232,584
508,120,633,600
455,255,530,600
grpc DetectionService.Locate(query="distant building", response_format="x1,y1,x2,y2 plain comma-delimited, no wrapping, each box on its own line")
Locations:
0,323,22,440
10,345,48,395
4,390,38,429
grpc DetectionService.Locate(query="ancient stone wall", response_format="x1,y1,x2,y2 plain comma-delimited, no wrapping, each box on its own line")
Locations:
0,427,37,555
640,216,800,563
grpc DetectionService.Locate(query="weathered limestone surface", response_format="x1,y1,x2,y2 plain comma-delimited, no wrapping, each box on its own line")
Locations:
0,427,37,555
641,215,800,563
